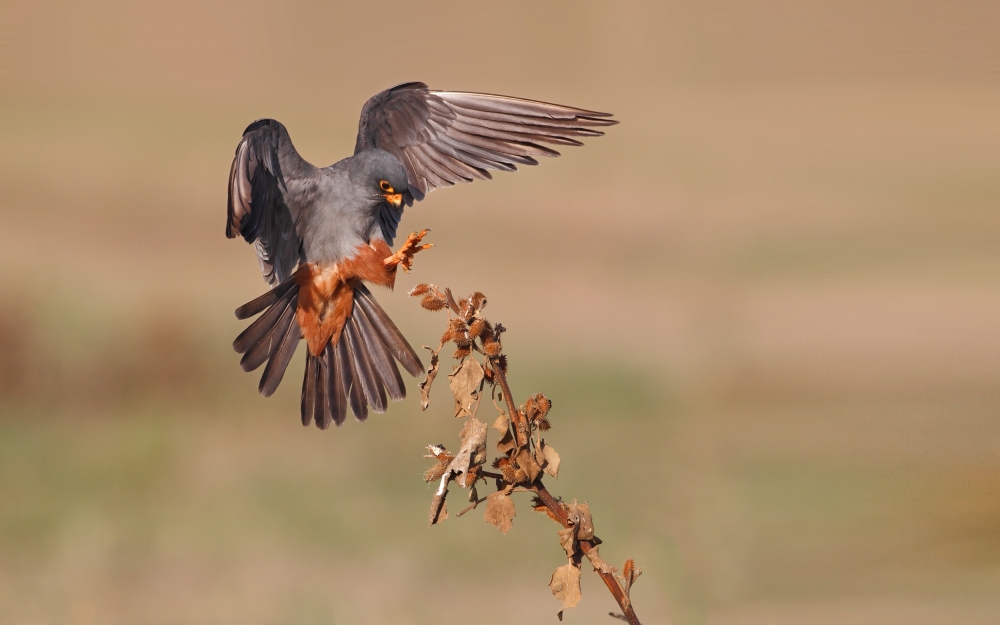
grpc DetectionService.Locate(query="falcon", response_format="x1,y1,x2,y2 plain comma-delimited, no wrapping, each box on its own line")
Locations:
227,82,616,428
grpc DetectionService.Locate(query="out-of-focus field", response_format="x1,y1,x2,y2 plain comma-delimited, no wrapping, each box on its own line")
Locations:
1,1,998,624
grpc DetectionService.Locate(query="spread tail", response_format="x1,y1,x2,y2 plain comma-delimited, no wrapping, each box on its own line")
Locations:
234,279,423,428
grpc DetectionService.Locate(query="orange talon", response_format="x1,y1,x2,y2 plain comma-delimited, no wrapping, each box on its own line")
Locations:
385,229,434,273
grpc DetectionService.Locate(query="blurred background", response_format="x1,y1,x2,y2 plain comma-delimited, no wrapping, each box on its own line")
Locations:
1,1,998,623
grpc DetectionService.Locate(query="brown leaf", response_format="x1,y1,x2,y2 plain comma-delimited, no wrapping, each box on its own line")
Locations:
492,412,509,433
428,490,448,527
496,429,515,456
515,446,542,483
483,493,516,534
418,347,440,411
540,440,561,479
548,562,582,619
575,502,595,541
441,287,460,313
584,544,616,575
448,358,484,418
558,526,577,557
445,417,488,488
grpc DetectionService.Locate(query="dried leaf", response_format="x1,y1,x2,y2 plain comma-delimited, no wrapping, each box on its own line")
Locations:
484,493,516,534
492,412,509,433
496,428,516,456
549,562,582,619
558,526,577,557
575,502,595,541
515,446,543,482
541,440,561,479
441,287,460,313
418,347,440,411
446,417,488,488
428,490,448,527
585,544,616,575
448,358,484,418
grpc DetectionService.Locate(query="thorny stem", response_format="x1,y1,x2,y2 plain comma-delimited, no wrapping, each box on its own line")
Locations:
487,356,643,625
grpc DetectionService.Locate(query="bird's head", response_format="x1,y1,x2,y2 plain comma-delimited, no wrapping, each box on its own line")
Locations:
354,149,408,209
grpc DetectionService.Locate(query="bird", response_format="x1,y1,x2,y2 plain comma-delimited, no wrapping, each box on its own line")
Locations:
227,82,616,429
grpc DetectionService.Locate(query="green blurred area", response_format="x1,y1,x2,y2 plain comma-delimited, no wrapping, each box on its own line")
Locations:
1,1,999,623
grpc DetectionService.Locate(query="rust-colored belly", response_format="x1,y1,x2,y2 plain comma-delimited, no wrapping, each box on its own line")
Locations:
294,240,396,357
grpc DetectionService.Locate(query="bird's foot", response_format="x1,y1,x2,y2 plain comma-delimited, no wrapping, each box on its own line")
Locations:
385,229,433,273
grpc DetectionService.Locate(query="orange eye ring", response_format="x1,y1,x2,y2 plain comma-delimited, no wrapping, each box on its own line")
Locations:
379,180,394,193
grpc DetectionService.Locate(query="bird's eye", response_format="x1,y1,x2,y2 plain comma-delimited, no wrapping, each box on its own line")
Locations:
379,180,394,193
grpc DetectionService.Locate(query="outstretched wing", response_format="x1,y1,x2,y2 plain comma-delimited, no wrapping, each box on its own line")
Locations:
353,82,617,236
227,119,303,286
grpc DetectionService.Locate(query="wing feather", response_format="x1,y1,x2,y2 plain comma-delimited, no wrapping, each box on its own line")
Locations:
226,119,306,286
354,83,616,211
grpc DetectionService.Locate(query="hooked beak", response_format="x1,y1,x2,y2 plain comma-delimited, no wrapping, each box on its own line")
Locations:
383,192,403,208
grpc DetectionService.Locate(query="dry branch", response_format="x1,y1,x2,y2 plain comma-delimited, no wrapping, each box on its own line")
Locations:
412,284,643,624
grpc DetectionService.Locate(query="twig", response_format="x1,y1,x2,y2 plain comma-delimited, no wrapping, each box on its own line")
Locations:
414,285,644,624
489,357,643,625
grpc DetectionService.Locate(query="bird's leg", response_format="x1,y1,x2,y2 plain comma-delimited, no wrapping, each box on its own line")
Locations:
384,229,434,273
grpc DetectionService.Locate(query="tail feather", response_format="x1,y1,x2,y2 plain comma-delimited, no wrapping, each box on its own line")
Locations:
239,296,297,372
354,285,423,376
314,354,331,429
259,318,301,397
233,287,297,353
234,278,426,428
337,336,367,422
353,303,406,401
345,315,388,413
301,352,318,426
326,342,348,426
235,279,297,319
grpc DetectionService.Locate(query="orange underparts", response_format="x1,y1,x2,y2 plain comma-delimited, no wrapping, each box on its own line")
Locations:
295,240,396,357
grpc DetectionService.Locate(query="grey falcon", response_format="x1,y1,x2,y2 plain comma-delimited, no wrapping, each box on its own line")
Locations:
227,82,616,428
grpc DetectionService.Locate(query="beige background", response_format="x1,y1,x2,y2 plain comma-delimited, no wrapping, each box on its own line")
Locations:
1,1,998,623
